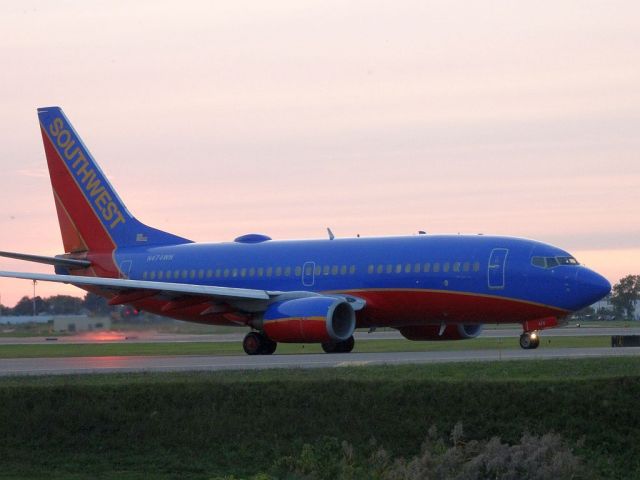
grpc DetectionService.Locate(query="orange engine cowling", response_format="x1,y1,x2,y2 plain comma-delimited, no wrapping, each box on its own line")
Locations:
398,324,483,341
261,297,356,343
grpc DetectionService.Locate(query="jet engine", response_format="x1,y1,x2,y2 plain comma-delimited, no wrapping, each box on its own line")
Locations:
398,324,483,341
260,297,356,343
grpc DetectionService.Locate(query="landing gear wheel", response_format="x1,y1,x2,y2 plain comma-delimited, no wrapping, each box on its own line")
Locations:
243,332,278,355
243,332,263,355
321,336,355,354
260,337,277,355
519,332,540,350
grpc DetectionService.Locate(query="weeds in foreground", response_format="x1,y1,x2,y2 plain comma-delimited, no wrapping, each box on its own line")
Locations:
213,423,585,480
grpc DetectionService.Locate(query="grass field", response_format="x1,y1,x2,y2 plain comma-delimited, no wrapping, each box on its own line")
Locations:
1,358,639,479
0,335,614,358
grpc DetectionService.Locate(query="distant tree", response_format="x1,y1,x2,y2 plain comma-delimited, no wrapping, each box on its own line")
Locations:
46,295,84,314
83,292,112,316
11,296,47,316
610,275,640,320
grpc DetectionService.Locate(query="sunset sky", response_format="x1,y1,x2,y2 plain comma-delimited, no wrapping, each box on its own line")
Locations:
1,1,639,306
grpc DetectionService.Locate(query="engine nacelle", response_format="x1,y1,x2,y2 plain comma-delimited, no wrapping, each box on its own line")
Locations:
261,297,356,343
398,324,483,341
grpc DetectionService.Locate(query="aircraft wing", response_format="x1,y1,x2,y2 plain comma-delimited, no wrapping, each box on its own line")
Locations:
0,271,274,302
0,270,366,312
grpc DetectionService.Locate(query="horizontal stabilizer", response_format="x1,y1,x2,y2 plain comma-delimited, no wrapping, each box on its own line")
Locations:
0,251,91,269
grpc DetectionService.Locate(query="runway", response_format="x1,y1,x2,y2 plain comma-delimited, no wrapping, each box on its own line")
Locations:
1,326,638,345
1,346,639,376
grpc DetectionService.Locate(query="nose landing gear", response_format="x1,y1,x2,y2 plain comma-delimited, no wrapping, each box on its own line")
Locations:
519,331,540,350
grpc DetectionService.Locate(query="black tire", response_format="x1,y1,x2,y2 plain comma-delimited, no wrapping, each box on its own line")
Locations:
519,333,532,350
243,332,263,355
530,335,540,349
260,337,278,355
321,341,338,353
337,336,355,353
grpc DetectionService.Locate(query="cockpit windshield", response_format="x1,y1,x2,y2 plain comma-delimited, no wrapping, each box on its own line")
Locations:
531,256,579,269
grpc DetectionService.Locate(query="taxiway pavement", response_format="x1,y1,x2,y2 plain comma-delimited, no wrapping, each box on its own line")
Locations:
1,347,639,376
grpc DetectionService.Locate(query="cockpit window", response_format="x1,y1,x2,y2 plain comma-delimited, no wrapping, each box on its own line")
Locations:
531,256,579,269
557,256,579,265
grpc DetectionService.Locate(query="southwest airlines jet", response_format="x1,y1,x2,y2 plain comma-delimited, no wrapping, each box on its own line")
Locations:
0,107,611,354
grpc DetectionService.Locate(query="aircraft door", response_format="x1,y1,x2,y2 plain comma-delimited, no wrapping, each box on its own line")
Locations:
302,261,315,287
488,248,508,289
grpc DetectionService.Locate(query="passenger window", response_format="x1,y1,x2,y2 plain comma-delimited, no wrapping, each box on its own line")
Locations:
284,266,291,276
198,269,204,279
142,271,148,280
473,262,480,272
414,263,421,273
377,265,384,274
182,270,188,279
249,267,255,277
433,263,440,273
453,262,461,272
331,265,338,275
224,269,230,278
386,264,393,274
463,262,470,272
190,270,196,279
206,269,212,278
349,265,356,274
314,265,321,275
275,266,282,277
166,271,172,280
157,271,164,280
341,265,347,275
395,264,402,273
323,265,330,275
443,262,450,273
295,266,302,276
266,267,273,277
150,271,156,280
232,268,238,277
424,263,431,273
257,267,264,277
368,265,374,274
241,268,247,277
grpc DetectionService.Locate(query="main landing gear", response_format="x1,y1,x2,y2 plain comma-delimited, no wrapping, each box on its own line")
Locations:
519,331,540,350
321,336,355,354
243,331,277,355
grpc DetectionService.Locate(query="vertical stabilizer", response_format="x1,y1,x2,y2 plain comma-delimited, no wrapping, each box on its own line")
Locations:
37,106,192,253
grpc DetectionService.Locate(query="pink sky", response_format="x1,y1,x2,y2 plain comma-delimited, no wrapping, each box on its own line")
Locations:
1,1,639,306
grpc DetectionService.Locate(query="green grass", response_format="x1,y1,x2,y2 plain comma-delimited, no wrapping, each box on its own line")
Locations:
1,358,639,479
0,335,613,358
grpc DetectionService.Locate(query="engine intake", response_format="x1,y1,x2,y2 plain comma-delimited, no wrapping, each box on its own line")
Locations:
398,324,483,341
261,297,356,343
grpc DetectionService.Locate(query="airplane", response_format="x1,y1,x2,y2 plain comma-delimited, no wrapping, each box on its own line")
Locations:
0,106,611,355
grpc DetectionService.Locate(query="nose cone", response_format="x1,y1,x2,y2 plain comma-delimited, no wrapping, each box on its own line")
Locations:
577,269,611,306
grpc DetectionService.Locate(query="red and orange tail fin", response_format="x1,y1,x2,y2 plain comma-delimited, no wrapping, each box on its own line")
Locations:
37,107,191,254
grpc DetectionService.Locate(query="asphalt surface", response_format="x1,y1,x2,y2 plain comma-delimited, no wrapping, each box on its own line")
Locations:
1,347,639,376
1,327,638,345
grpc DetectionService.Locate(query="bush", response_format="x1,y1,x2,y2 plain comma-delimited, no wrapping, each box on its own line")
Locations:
269,424,585,480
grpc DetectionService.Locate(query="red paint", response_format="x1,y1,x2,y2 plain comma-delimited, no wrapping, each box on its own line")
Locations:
263,318,331,343
522,316,560,332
